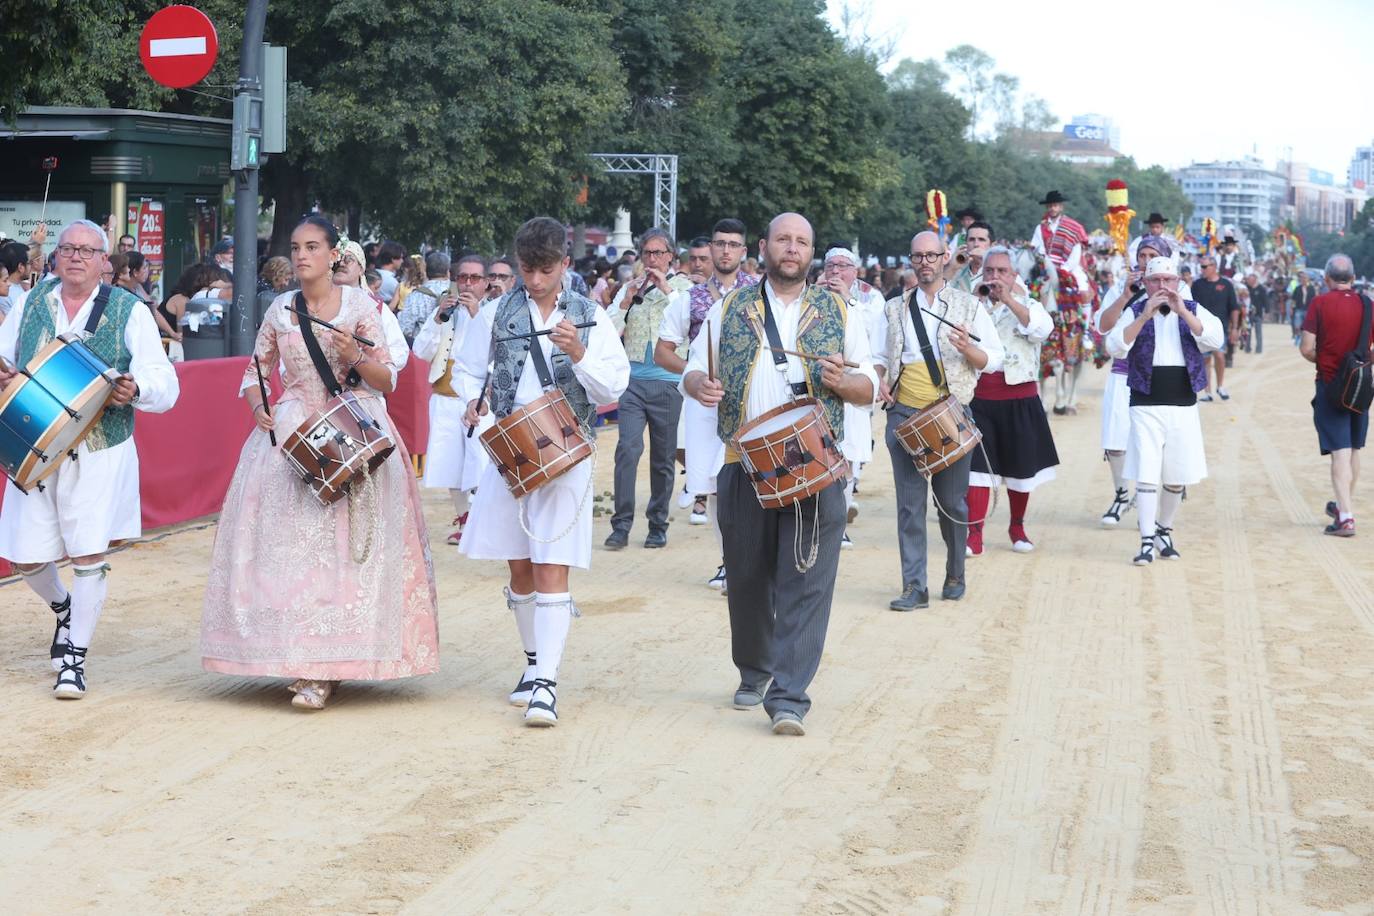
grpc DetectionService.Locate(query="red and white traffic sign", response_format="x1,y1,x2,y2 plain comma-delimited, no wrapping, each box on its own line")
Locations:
139,6,219,89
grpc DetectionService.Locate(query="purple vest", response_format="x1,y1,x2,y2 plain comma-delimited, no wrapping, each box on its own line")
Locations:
688,273,758,342
1125,300,1208,394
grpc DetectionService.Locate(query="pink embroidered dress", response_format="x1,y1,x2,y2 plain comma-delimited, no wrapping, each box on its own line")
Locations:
201,287,440,680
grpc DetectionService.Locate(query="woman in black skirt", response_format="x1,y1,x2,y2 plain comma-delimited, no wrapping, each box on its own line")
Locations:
965,247,1060,556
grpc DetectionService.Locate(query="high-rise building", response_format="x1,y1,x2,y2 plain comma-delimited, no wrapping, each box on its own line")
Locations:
1349,144,1374,189
1278,160,1369,233
1173,158,1286,233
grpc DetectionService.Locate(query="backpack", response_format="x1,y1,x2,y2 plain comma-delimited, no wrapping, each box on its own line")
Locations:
1329,293,1373,414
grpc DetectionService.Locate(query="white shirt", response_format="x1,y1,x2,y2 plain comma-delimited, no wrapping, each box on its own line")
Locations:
377,267,398,302
455,298,629,410
869,285,1005,374
1105,302,1225,363
685,280,878,426
0,282,179,413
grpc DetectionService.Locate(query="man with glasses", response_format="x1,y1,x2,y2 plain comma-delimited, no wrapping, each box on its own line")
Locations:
655,218,757,588
821,246,884,547
1190,254,1240,400
606,228,692,549
0,219,179,699
414,254,490,546
871,231,1002,610
486,257,516,300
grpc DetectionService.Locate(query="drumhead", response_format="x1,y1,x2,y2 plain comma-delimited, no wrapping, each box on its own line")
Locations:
740,404,817,441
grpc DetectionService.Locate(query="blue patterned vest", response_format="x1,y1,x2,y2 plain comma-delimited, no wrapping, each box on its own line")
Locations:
715,283,847,443
489,287,599,429
18,278,136,451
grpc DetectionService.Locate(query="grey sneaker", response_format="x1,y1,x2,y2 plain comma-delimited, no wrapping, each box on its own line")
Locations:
771,710,805,736
888,583,929,612
733,684,765,709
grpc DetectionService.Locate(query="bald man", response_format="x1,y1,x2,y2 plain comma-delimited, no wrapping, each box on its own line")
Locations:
684,212,877,737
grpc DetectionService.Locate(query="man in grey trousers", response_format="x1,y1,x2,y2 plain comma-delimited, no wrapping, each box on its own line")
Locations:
682,212,878,736
605,229,692,549
872,231,1002,609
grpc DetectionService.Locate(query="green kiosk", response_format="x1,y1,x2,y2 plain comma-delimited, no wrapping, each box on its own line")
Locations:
0,106,232,359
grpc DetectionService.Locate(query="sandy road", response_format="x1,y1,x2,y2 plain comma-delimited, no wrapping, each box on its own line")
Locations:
1,335,1371,914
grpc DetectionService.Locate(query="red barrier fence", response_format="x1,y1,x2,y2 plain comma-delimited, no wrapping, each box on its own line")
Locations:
0,356,431,577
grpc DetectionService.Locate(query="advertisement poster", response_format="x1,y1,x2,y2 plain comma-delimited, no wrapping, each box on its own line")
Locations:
0,200,87,259
126,198,165,300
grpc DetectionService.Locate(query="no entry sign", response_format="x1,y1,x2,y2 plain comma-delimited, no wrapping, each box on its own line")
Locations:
139,6,219,89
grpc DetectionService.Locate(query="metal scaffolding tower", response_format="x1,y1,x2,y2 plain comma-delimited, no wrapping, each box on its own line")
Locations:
589,153,679,242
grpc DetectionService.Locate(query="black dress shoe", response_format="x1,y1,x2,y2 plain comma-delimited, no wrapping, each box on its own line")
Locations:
644,529,668,549
941,577,966,601
604,530,629,550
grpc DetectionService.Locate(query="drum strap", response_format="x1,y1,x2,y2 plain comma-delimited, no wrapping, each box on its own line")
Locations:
906,291,945,389
82,284,113,335
525,323,558,390
756,283,791,371
294,291,343,397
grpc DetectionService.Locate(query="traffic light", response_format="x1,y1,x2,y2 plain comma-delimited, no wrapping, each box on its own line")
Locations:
231,92,262,171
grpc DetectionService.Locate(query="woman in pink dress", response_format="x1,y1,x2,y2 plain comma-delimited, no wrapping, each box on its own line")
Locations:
201,216,439,709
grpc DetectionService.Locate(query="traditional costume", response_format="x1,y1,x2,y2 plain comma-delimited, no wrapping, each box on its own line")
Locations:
1105,258,1224,565
457,286,629,724
412,299,494,544
608,273,693,546
1031,191,1093,414
966,288,1058,556
687,280,877,734
872,283,1002,607
200,287,440,704
657,270,758,588
0,279,179,697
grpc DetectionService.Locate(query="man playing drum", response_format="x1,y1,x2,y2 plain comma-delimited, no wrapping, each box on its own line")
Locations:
457,217,630,727
0,219,179,698
871,230,1002,610
683,212,877,737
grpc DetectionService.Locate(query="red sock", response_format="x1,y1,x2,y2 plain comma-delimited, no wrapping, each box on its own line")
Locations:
1008,490,1029,542
966,486,989,552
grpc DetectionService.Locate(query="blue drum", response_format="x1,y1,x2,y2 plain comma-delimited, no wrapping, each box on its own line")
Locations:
0,334,121,492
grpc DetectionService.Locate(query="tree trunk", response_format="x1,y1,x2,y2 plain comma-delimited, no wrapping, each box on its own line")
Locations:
264,158,309,257
347,206,361,243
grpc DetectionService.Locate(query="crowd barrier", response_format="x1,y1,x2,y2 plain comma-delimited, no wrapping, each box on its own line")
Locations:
0,356,432,578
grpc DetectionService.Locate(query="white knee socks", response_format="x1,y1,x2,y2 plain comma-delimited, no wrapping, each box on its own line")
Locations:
1159,487,1184,530
505,587,536,655
1135,487,1158,540
20,562,68,606
69,563,110,650
533,592,573,683
1106,451,1127,491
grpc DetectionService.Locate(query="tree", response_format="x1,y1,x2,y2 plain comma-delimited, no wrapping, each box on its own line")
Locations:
943,44,992,140
887,58,947,93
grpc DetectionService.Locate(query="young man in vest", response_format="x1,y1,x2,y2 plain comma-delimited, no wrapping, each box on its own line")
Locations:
1105,257,1224,565
654,218,757,590
457,217,630,727
606,228,693,550
872,230,1002,610
965,246,1059,556
683,212,877,737
0,219,179,698
412,253,490,545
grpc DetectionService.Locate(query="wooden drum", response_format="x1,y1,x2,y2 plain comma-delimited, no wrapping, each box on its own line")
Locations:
283,391,395,506
731,398,847,509
894,394,981,476
480,389,592,498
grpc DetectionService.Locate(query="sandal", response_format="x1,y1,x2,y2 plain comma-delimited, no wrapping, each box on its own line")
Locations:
289,679,337,710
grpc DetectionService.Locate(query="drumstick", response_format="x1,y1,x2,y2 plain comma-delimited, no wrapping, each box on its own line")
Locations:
253,356,277,447
468,359,494,439
493,320,597,344
706,323,714,381
765,346,860,369
285,306,376,348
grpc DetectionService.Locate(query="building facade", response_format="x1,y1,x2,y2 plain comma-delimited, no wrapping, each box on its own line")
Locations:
1173,158,1286,234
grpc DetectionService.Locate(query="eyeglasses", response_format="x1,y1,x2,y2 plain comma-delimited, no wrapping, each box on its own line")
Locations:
910,252,943,263
486,272,512,281
57,244,102,260
455,273,484,282
710,240,746,250
641,248,672,257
